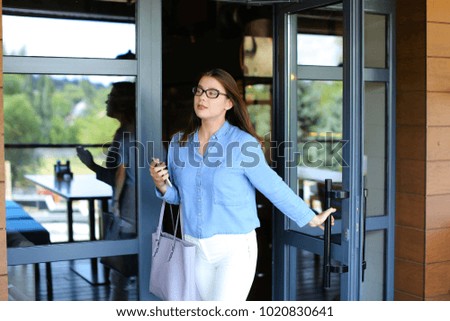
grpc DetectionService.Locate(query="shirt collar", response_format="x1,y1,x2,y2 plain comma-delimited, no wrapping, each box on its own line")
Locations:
212,120,231,140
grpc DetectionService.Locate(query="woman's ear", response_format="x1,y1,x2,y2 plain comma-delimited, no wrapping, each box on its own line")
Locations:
225,99,233,111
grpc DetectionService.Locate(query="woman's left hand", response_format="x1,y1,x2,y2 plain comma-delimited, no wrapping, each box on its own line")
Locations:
308,207,336,229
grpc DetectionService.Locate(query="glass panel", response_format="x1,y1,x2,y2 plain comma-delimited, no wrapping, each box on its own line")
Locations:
3,15,136,59
360,230,385,300
246,83,272,149
297,6,343,67
243,36,273,77
290,4,345,245
5,74,137,245
293,247,340,300
292,80,343,245
364,13,387,68
364,82,387,216
4,74,135,145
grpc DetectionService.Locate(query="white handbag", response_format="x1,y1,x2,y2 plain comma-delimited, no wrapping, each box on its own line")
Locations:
149,201,201,301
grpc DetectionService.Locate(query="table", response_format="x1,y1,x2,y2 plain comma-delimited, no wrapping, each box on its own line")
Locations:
25,174,112,242
25,174,113,285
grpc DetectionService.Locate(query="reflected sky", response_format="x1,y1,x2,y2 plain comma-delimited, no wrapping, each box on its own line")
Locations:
3,15,135,58
297,34,343,67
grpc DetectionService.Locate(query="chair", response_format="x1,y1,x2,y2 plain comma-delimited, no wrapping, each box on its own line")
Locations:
6,201,53,301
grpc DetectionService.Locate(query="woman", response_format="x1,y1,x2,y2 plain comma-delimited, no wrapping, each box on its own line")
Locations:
77,81,137,300
150,69,335,301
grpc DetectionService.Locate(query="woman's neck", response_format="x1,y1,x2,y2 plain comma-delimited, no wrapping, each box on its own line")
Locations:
198,118,225,141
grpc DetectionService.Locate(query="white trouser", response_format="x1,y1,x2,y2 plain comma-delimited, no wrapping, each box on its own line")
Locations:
184,230,258,301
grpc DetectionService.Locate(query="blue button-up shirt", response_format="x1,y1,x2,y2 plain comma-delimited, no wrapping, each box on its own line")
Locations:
157,121,316,239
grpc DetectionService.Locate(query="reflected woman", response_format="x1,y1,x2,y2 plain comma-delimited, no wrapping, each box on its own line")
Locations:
77,81,137,300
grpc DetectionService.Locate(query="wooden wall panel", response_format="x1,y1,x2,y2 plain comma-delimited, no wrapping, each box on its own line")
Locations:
394,290,422,300
427,58,450,92
394,259,424,297
425,293,450,301
426,161,450,195
397,23,425,59
0,275,7,301
397,58,426,92
425,228,450,263
0,230,5,275
427,0,450,23
425,261,450,298
427,127,450,160
425,0,450,301
397,91,426,126
427,23,450,57
396,159,425,195
397,125,425,160
396,226,425,263
427,92,450,126
397,0,426,59
426,195,450,229
396,193,425,229
396,0,427,300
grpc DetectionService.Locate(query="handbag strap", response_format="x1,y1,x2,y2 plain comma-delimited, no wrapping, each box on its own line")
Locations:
153,201,182,258
156,201,182,233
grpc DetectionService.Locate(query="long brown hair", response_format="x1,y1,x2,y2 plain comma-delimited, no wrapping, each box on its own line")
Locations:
180,68,261,145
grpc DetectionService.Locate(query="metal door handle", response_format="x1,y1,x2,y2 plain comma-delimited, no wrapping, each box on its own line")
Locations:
323,179,333,289
323,179,349,289
362,177,368,281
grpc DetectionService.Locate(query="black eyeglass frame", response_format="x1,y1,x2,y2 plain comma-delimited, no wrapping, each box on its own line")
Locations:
192,86,228,99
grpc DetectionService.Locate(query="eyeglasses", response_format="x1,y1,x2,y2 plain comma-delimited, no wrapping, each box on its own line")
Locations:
192,86,228,99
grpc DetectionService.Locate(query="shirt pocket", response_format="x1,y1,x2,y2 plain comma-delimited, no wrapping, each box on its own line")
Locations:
213,167,249,206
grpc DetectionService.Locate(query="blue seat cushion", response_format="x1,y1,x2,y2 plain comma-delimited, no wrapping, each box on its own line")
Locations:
7,219,51,245
6,200,22,209
5,208,32,220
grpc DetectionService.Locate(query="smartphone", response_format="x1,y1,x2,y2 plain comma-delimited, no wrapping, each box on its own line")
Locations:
152,158,172,187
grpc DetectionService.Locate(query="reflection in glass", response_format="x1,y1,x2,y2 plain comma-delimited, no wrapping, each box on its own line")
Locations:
297,80,343,171
364,14,387,68
364,82,387,216
292,3,344,244
246,83,272,142
296,6,343,67
360,230,385,300
296,80,343,219
243,36,273,77
4,74,137,245
3,15,135,59
294,247,340,300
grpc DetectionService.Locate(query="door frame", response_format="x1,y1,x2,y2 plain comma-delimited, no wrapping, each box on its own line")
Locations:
272,0,365,300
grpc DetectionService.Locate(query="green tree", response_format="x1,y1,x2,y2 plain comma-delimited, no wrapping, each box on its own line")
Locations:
4,74,123,189
297,81,343,170
4,94,43,183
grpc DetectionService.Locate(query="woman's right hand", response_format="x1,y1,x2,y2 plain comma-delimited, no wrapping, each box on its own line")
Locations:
308,207,336,229
150,158,170,194
76,146,95,169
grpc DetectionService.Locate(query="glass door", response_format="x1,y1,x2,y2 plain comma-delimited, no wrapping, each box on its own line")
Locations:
273,0,395,300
